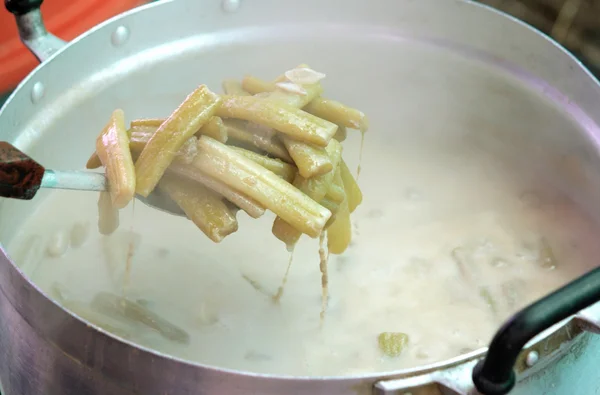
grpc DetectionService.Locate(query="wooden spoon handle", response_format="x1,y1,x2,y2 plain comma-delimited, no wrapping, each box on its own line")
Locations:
0,141,45,200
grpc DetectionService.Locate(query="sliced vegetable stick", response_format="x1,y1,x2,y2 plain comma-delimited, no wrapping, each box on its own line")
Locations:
130,117,227,143
222,79,251,96
261,80,331,178
91,292,190,344
129,126,198,164
242,72,322,108
268,83,323,108
95,109,136,208
217,95,338,147
327,196,351,255
229,146,297,183
327,166,346,204
294,139,342,199
282,138,332,178
127,137,265,219
224,119,292,162
199,116,227,143
340,160,363,212
167,163,265,219
242,73,367,131
242,75,276,95
158,175,238,243
304,98,369,131
272,140,342,247
130,119,163,128
320,197,340,217
334,125,347,142
135,85,222,197
98,191,119,235
86,152,102,169
319,197,339,229
195,136,331,237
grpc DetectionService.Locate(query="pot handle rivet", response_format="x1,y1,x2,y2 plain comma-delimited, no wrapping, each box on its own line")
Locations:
524,351,539,367
31,82,45,103
111,26,130,47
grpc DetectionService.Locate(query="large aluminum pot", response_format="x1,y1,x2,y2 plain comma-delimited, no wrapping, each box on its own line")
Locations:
2,0,600,394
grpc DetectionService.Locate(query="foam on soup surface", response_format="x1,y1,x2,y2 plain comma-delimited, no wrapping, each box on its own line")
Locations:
7,134,600,376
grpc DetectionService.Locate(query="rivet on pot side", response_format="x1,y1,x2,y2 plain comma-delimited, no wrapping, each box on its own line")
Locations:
111,26,130,47
31,82,45,103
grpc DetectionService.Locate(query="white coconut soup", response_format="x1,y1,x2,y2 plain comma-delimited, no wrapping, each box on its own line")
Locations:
6,128,600,377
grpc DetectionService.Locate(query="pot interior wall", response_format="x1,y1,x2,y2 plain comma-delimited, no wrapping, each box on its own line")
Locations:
1,0,600,380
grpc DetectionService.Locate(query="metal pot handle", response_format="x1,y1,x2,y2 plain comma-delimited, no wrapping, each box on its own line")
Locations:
472,265,600,394
5,0,66,63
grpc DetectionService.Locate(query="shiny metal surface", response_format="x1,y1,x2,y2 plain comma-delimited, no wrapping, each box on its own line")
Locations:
1,0,600,394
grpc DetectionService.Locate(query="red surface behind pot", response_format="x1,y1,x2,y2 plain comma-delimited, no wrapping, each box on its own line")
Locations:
0,0,145,93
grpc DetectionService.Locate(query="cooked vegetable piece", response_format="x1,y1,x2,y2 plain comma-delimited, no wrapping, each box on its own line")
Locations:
195,136,331,237
327,195,351,255
327,166,346,204
268,82,323,108
256,74,330,178
229,146,297,183
242,75,276,95
199,116,227,143
305,97,369,131
333,125,347,141
135,85,222,197
167,162,265,219
319,197,340,217
451,247,472,281
242,72,367,131
158,175,238,243
479,287,498,316
378,332,409,357
282,138,332,178
95,109,136,208
222,79,251,96
86,153,102,169
224,119,292,162
128,126,199,164
319,232,329,323
217,95,338,147
340,160,363,212
97,191,119,235
272,139,342,247
321,198,339,229
91,292,190,344
62,299,134,339
128,137,265,219
282,65,326,85
539,237,558,269
293,139,342,200
130,117,226,143
130,118,163,128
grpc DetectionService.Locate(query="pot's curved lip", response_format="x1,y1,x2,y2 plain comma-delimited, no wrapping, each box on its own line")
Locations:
0,0,597,386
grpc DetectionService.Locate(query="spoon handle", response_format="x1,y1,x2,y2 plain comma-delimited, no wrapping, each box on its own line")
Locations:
41,170,107,192
0,141,108,200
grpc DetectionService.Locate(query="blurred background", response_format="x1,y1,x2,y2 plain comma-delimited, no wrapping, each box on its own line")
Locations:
1,0,599,107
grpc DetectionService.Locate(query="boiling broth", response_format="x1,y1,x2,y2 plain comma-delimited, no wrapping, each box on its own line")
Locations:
6,135,600,376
